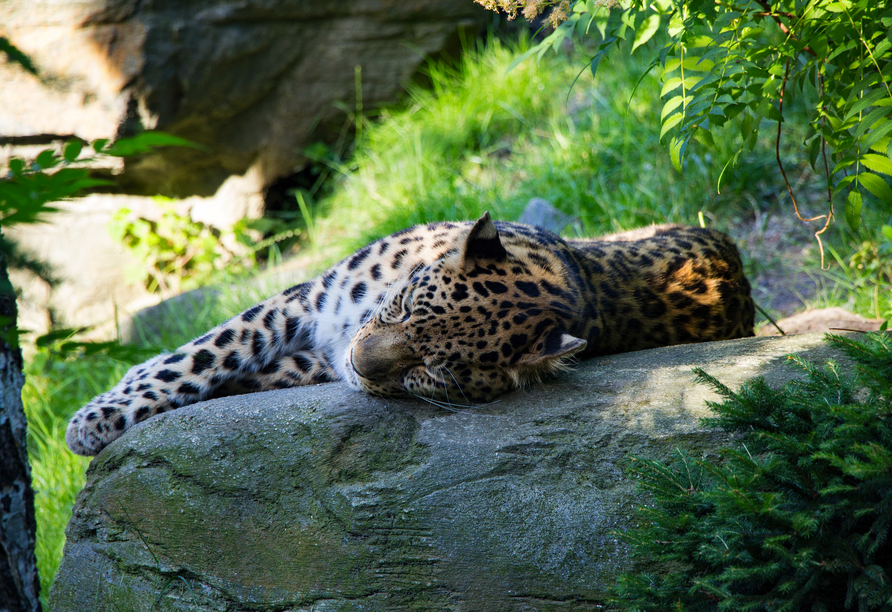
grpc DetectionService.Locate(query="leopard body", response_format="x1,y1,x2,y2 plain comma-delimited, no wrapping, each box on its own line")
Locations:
66,213,754,455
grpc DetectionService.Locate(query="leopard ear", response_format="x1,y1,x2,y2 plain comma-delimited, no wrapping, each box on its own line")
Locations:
515,328,587,368
462,211,508,265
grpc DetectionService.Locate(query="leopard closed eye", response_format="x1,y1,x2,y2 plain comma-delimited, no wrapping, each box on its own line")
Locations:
66,212,754,456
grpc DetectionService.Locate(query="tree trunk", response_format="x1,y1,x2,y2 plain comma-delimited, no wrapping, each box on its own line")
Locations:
0,230,41,612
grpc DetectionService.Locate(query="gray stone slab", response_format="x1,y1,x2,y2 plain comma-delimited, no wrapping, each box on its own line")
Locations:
50,332,852,611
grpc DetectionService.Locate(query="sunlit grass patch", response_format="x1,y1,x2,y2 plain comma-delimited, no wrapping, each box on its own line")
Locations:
305,36,783,257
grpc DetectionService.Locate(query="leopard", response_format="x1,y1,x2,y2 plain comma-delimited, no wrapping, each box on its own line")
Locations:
66,212,755,456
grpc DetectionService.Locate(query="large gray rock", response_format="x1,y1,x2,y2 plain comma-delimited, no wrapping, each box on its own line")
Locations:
50,333,849,611
1,0,487,197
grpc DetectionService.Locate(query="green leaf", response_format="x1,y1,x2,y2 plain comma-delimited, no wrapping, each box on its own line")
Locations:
739,114,762,152
534,20,574,63
0,36,37,75
661,111,684,140
824,2,851,13
33,149,59,171
662,95,685,121
831,156,857,176
668,10,684,37
590,6,612,38
663,56,715,74
740,113,754,140
34,327,90,349
661,76,702,97
63,140,84,163
505,42,546,74
859,171,892,206
696,126,716,148
854,106,892,141
860,153,892,176
614,21,628,41
632,13,661,52
683,97,716,119
808,136,822,170
588,39,617,79
754,99,783,122
845,189,863,230
747,126,760,151
670,133,692,173
8,158,24,175
101,132,206,157
845,89,890,120
833,174,859,195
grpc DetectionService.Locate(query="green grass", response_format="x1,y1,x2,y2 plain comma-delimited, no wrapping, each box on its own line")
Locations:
300,36,769,242
24,351,123,601
23,33,891,606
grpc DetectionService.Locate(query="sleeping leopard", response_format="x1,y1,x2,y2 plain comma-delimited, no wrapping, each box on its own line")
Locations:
66,212,755,456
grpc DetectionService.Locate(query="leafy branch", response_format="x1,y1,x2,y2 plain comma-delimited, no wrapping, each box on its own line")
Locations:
478,0,892,257
0,133,203,231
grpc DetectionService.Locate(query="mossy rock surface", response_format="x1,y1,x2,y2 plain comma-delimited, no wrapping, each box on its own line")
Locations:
50,333,850,611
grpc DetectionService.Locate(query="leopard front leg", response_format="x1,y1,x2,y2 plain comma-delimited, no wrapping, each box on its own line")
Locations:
66,283,330,456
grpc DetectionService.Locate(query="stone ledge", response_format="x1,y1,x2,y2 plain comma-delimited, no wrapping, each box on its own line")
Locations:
50,332,854,611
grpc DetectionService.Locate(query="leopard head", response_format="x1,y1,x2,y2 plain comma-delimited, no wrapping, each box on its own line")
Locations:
345,212,587,403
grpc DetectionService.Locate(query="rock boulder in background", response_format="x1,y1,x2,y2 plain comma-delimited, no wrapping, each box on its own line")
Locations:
1,0,488,199
757,306,884,336
50,333,851,611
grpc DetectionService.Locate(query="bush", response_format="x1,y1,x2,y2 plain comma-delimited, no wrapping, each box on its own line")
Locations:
614,332,892,611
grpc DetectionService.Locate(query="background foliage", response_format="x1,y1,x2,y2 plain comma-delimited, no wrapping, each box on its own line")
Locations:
0,132,203,300
480,0,892,256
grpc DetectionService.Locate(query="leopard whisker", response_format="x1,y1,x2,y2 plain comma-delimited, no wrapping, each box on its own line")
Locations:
442,365,474,407
419,362,465,411
410,394,461,412
409,392,475,412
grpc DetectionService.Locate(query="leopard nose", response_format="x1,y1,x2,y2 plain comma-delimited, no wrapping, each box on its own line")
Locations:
351,333,413,380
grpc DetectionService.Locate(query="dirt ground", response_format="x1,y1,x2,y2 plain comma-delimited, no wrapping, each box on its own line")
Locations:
732,209,884,336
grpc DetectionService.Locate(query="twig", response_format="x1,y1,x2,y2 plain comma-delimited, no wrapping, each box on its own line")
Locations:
816,73,834,268
752,0,817,57
0,133,87,146
775,60,831,268
754,302,785,336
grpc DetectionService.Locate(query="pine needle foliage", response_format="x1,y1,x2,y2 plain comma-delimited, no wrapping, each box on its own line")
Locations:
614,332,892,612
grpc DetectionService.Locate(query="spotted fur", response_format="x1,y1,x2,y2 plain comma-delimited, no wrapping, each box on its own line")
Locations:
66,213,754,455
